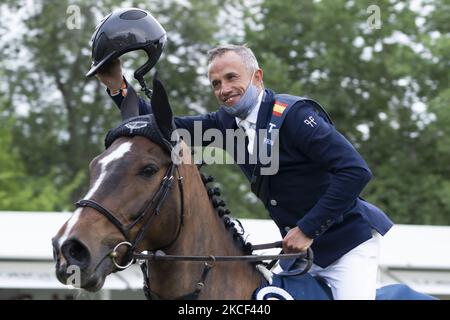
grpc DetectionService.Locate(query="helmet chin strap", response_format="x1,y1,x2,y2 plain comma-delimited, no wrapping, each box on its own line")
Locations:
135,73,153,101
134,40,165,100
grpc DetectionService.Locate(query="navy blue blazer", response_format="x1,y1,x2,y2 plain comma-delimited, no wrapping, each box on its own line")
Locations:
111,87,393,267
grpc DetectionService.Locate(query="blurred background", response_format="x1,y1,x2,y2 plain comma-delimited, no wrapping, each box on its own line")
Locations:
1,0,449,224
1,0,449,300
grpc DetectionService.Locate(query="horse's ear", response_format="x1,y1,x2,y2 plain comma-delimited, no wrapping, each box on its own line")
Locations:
151,74,175,140
120,84,139,120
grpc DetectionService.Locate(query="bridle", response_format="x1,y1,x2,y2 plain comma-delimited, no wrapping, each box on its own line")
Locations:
75,161,185,269
75,145,312,300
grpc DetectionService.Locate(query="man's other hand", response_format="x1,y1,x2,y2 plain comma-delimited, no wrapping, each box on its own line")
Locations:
283,227,313,253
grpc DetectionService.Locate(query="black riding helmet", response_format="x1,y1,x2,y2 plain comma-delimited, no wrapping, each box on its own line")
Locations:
86,7,166,77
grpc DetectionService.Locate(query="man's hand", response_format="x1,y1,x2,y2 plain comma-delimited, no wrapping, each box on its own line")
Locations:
283,227,313,253
95,58,123,92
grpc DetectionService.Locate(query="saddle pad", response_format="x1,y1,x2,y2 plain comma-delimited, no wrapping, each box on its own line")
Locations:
253,272,333,300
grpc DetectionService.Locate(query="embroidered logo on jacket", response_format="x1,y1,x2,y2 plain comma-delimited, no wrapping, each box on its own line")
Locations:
304,116,317,127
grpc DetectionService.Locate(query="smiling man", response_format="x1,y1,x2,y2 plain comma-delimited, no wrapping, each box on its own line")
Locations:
96,44,393,300
207,47,263,157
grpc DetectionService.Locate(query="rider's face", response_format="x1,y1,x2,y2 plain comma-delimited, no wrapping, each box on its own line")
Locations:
208,51,263,107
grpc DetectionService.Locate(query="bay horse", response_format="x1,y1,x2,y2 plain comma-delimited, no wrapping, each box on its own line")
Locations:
52,77,436,300
52,78,269,299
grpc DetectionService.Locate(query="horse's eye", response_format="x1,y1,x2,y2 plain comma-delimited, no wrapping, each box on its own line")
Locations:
140,165,158,178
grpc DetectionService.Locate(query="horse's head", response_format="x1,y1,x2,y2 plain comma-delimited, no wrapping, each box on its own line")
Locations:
52,78,185,291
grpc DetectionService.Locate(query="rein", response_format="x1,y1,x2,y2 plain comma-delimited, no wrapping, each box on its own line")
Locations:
132,243,312,263
130,243,313,300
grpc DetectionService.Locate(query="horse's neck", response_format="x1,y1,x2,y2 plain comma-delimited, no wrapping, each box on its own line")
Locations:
149,164,262,299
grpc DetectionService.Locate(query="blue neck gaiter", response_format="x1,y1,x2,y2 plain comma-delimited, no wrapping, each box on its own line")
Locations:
221,73,260,119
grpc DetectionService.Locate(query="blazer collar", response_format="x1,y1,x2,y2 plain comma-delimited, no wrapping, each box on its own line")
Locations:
256,89,276,131
218,107,239,130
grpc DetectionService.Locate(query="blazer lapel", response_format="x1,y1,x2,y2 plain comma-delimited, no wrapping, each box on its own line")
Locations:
251,89,276,181
215,90,276,182
256,89,275,131
217,107,238,130
255,89,276,153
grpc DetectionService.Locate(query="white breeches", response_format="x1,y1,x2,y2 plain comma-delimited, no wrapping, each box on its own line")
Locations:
309,230,381,300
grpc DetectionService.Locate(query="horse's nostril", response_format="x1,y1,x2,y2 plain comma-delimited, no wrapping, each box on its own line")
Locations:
61,239,90,268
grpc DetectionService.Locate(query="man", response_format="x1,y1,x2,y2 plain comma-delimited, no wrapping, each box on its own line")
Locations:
95,44,393,300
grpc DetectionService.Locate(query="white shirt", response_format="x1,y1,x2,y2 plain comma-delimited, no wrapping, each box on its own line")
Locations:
235,90,264,155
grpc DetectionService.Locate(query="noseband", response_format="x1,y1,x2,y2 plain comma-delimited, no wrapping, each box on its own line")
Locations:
75,161,185,269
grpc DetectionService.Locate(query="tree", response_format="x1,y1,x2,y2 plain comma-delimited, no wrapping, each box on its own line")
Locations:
0,96,81,211
1,0,258,217
245,0,450,224
2,0,448,224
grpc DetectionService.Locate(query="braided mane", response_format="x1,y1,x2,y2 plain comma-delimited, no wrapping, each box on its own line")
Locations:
197,164,253,256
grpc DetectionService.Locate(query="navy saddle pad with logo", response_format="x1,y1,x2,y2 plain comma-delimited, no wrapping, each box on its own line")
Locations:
253,272,333,300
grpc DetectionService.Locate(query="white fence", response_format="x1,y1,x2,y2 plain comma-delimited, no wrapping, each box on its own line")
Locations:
1,211,449,299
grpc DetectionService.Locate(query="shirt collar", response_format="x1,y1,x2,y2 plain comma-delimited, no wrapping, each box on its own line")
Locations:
235,89,264,126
